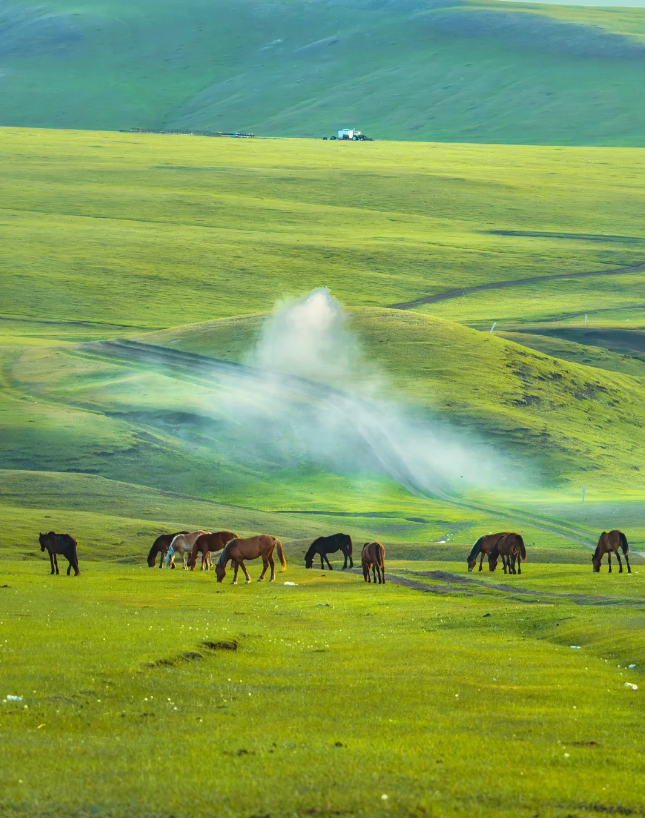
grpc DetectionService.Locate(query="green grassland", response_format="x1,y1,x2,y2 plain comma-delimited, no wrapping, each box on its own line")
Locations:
2,0,645,145
2,127,645,815
1,562,644,818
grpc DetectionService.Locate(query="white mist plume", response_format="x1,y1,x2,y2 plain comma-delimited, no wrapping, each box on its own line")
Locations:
231,287,509,497
248,288,363,384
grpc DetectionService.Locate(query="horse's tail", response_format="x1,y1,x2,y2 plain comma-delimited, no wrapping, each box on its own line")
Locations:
488,542,500,569
345,534,353,556
378,541,385,568
619,531,629,555
147,539,161,567
275,538,287,571
516,534,527,562
468,536,484,562
190,541,200,571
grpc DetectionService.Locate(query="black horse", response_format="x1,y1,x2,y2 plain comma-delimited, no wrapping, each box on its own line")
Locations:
147,532,188,568
305,533,353,570
39,532,80,576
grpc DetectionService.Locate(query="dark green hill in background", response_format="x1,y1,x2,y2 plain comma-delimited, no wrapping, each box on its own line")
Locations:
1,0,645,144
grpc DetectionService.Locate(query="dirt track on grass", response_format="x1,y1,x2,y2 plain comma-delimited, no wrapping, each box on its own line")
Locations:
389,261,645,311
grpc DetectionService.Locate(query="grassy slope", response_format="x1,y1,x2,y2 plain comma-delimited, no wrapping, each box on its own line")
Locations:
2,0,645,145
2,129,645,559
1,562,644,818
1,128,645,328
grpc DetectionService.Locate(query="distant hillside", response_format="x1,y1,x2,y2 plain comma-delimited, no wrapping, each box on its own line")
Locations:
1,0,645,144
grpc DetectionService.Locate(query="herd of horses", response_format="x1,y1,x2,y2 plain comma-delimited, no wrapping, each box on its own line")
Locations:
467,529,632,574
37,526,632,580
145,531,387,583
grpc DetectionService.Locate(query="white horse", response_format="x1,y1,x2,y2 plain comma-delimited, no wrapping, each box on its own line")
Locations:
165,531,210,570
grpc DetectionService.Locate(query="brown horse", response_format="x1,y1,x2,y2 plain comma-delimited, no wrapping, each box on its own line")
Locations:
467,533,509,572
147,532,188,568
361,541,385,584
216,535,286,584
489,533,526,574
593,530,631,573
190,531,239,571
39,532,80,576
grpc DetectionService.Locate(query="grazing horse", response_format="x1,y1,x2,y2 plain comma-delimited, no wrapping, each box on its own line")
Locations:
190,531,239,571
147,532,188,568
361,541,385,584
593,530,631,573
39,532,80,576
166,531,210,570
216,535,286,584
489,533,526,574
467,533,509,572
305,533,353,570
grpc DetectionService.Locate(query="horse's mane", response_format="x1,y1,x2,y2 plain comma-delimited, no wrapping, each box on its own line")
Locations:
592,533,606,559
217,542,233,567
467,536,485,561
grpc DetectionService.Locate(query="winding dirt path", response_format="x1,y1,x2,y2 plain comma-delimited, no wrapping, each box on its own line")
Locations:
389,261,645,311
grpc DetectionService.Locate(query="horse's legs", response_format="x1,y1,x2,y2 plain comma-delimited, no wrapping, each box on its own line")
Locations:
268,553,276,581
516,552,521,575
624,553,632,574
608,552,612,573
324,554,333,570
342,550,348,570
349,551,354,569
258,556,269,581
372,564,377,583
320,554,325,570
240,560,251,584
49,551,55,575
232,561,239,584
479,552,484,572
615,550,623,573
54,553,59,575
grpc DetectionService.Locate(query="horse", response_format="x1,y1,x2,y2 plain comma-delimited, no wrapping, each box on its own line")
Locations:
216,535,286,584
39,532,80,576
593,530,631,573
489,533,526,574
147,532,188,568
166,531,210,570
467,533,509,572
190,531,239,571
304,533,353,570
361,541,385,584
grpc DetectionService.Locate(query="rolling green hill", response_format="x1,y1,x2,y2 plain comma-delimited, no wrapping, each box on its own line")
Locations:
1,0,645,144
2,127,645,564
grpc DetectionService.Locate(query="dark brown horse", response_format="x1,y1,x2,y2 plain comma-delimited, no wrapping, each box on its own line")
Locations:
216,535,286,584
305,533,353,570
190,531,239,571
147,532,188,568
593,530,631,573
489,533,526,574
467,533,509,572
361,541,385,584
39,532,80,576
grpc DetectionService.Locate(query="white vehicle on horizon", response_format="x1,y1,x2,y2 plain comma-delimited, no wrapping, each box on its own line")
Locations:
325,128,373,141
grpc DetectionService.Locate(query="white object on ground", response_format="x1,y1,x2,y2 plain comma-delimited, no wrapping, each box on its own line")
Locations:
284,581,297,586
624,683,638,690
6,695,23,702
570,646,581,649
